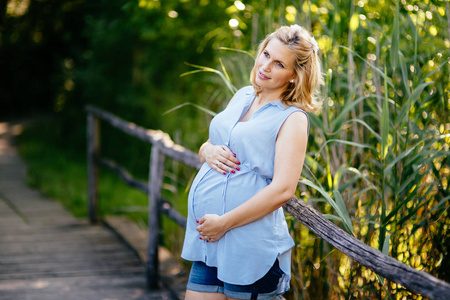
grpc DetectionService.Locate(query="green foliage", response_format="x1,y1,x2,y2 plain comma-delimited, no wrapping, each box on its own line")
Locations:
0,0,92,118
75,0,242,148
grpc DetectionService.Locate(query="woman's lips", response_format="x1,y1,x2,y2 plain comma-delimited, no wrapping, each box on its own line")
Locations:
258,71,270,80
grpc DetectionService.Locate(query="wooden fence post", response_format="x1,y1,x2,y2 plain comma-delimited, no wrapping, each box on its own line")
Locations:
147,144,165,288
87,113,100,224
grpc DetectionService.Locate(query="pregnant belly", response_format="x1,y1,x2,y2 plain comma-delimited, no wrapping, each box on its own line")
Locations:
192,167,269,219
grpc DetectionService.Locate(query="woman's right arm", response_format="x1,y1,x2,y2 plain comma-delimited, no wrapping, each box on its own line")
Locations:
199,139,240,175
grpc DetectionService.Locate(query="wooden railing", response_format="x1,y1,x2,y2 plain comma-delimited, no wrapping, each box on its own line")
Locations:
86,105,197,288
86,105,450,299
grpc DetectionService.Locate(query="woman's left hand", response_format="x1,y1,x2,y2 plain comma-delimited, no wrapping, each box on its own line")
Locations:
196,214,227,242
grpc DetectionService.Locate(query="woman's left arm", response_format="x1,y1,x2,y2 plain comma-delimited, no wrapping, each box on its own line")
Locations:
196,111,309,241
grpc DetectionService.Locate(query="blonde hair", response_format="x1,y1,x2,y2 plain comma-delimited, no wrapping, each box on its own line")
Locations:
250,25,324,114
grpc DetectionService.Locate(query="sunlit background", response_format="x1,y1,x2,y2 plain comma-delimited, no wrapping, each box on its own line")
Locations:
1,1,449,299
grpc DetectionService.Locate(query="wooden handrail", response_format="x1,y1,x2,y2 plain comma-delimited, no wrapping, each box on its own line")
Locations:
284,199,450,300
86,105,201,169
86,105,450,298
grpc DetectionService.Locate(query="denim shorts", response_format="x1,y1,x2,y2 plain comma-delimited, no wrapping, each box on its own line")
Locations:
186,259,283,300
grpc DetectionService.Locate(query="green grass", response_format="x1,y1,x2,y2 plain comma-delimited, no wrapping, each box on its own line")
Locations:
18,121,87,217
17,118,149,220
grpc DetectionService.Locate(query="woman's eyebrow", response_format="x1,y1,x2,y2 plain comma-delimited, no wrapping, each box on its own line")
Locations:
275,57,288,67
266,49,287,66
277,59,287,66
265,46,292,68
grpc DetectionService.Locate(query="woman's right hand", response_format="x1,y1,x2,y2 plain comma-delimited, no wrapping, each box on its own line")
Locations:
199,141,240,175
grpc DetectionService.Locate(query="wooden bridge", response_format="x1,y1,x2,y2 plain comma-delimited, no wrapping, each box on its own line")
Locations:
0,122,186,300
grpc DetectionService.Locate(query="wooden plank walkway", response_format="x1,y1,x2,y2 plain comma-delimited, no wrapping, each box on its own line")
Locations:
0,122,186,300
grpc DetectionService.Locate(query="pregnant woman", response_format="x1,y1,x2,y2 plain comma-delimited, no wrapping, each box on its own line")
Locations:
182,24,324,300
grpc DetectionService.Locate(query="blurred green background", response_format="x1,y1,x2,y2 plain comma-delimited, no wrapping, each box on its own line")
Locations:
1,0,449,299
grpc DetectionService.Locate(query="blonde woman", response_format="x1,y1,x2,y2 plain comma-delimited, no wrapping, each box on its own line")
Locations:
182,24,324,300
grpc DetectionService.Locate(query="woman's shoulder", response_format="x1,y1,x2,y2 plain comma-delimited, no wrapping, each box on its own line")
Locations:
285,104,309,119
282,108,310,135
236,85,254,95
286,106,309,124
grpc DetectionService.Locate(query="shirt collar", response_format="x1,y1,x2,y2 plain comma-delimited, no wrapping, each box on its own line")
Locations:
268,100,287,111
245,90,288,111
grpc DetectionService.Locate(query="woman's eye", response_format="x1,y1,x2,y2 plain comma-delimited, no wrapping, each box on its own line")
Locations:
277,62,284,68
264,51,269,57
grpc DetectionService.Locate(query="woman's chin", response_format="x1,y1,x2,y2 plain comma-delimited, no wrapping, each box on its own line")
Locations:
255,78,269,88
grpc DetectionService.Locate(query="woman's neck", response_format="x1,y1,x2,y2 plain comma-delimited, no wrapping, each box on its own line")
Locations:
256,90,283,105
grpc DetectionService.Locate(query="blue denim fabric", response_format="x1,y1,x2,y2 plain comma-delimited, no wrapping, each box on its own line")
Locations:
187,260,283,300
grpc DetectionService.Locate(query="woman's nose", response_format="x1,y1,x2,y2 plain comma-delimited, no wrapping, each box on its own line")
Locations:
262,60,271,72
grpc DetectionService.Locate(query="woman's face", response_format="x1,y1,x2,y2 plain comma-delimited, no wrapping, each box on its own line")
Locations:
254,38,296,96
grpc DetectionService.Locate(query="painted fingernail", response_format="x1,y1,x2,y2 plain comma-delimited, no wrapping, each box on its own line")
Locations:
236,167,240,171
233,153,236,156
231,170,235,174
223,172,226,175
237,162,241,165
196,220,199,223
